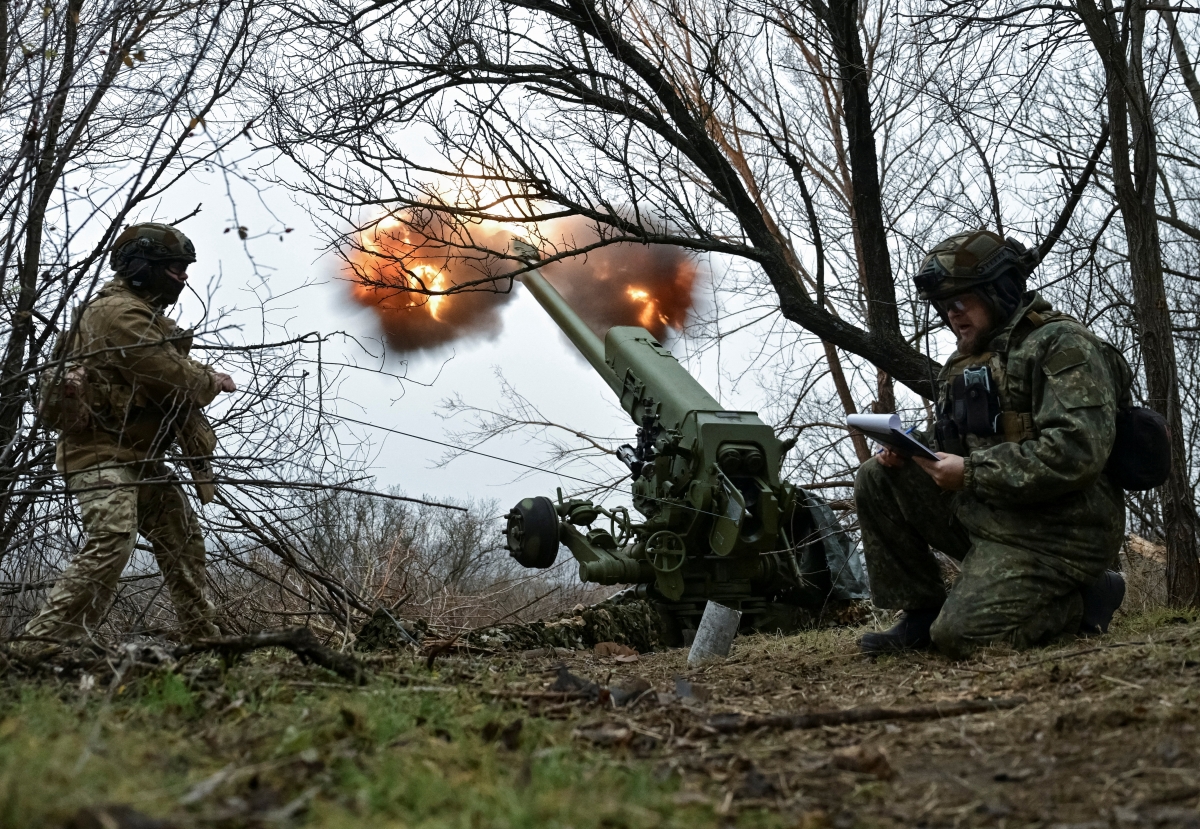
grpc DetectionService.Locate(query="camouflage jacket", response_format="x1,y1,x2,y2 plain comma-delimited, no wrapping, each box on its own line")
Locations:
935,292,1130,509
56,278,220,473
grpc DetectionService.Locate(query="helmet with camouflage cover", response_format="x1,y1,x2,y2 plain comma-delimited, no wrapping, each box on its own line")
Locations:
915,229,1041,329
109,222,196,275
913,229,1036,302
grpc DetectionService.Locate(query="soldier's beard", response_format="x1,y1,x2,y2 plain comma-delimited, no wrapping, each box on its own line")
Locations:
956,329,989,355
950,307,996,355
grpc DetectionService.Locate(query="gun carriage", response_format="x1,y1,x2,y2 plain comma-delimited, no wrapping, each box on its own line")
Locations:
504,243,863,643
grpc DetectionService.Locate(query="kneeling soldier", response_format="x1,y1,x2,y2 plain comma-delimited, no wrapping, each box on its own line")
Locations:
857,230,1127,658
27,223,235,643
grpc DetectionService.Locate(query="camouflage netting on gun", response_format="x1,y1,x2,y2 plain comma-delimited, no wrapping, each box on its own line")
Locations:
356,597,873,654
465,599,670,654
752,599,874,635
354,598,669,653
355,610,429,651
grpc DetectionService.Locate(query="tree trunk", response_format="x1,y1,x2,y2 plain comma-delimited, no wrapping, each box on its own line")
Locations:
815,0,901,411
1076,0,1200,605
824,342,871,462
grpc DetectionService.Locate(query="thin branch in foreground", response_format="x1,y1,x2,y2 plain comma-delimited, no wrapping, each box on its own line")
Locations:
706,696,1027,734
174,627,368,684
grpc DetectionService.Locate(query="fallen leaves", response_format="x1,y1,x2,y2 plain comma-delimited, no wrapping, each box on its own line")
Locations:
594,641,639,662
830,744,894,780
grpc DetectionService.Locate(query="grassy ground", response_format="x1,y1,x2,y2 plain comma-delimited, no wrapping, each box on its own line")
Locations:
3,608,1200,828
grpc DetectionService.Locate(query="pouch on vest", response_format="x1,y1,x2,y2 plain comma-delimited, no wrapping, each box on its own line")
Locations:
177,409,218,504
952,366,1001,437
37,364,91,432
934,418,964,455
1106,406,1170,491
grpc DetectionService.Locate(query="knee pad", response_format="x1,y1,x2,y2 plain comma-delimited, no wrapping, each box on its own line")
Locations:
929,613,974,660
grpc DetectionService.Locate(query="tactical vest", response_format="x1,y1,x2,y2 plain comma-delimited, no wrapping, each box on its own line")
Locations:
43,284,219,502
934,309,1133,457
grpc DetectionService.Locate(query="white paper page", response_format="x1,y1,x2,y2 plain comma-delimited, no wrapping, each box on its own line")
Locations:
845,413,902,433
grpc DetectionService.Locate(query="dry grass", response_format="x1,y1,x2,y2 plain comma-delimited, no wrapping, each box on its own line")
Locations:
2,598,1198,827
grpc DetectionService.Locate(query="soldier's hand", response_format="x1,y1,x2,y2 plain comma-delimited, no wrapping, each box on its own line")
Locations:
876,447,906,468
212,372,236,393
912,452,965,490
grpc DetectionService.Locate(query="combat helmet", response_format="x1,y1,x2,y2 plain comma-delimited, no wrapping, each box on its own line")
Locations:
109,222,196,275
913,229,1036,302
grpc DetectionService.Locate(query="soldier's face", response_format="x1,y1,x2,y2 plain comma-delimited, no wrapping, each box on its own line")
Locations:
164,261,189,285
943,292,992,354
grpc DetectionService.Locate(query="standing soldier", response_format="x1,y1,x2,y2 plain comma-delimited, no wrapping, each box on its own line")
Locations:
856,230,1131,657
27,223,235,643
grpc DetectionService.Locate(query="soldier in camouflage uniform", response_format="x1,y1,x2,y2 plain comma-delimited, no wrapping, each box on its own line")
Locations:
26,223,236,643
856,230,1128,658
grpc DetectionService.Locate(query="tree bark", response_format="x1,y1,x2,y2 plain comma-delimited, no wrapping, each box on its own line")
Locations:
1076,0,1200,605
823,342,871,462
811,0,901,411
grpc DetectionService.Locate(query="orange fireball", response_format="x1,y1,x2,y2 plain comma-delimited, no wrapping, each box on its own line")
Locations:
344,217,515,353
345,213,699,353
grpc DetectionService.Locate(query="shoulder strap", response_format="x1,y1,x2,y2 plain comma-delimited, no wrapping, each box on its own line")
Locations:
1025,309,1081,329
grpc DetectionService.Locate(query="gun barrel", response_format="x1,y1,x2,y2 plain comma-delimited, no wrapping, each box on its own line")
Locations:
518,269,623,396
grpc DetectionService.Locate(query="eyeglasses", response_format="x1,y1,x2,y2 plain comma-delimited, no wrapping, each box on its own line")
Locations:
935,297,969,314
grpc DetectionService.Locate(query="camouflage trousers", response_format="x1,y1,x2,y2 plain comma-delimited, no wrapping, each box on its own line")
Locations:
26,462,219,643
855,457,1124,658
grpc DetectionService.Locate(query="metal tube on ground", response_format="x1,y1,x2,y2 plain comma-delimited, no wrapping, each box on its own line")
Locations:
687,601,742,666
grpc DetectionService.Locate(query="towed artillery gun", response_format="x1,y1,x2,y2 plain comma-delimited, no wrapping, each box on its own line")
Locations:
504,241,864,643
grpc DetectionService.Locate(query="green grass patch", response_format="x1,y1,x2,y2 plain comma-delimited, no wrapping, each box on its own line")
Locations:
0,660,779,828
1111,604,1200,635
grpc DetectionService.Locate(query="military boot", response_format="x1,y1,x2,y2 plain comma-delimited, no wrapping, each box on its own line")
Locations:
1080,570,1125,635
858,609,941,655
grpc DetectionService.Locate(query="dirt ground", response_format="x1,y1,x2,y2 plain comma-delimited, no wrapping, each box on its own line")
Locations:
4,607,1199,828
495,608,1200,828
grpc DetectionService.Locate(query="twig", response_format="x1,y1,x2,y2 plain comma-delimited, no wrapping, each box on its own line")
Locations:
482,689,593,701
1036,123,1111,263
174,627,367,684
706,696,1027,734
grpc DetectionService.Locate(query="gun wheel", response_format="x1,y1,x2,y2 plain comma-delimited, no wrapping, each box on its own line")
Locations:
646,530,686,574
506,496,560,568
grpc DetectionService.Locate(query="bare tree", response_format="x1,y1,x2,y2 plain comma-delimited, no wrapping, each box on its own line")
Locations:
0,0,264,552
0,0,481,641
257,0,969,398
